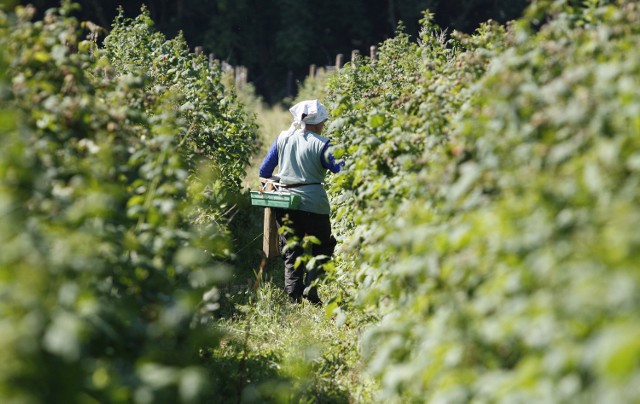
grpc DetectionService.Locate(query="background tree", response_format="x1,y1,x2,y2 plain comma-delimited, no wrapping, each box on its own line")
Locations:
17,0,528,102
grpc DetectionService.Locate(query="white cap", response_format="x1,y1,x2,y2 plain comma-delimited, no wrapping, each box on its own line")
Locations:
289,100,328,129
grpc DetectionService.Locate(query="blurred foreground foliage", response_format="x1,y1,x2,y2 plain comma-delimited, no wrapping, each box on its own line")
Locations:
0,1,256,402
322,0,640,402
4,0,640,402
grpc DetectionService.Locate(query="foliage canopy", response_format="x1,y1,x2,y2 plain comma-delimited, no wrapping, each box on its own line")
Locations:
0,2,256,401
320,0,640,401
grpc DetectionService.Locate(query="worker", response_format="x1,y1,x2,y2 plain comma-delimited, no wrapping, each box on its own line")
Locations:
258,99,343,305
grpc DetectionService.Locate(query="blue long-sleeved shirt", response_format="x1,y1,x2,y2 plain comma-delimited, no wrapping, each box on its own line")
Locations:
259,138,344,178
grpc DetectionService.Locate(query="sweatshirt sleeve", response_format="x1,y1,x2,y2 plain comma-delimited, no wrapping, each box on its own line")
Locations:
321,142,345,174
259,140,279,178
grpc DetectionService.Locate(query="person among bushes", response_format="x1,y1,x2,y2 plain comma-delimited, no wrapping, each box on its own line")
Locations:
259,99,343,304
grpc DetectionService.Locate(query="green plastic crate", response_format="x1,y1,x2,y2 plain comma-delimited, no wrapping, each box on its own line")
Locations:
250,191,301,209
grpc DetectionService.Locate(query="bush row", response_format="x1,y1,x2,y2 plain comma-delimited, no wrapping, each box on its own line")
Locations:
0,2,256,402
322,1,640,402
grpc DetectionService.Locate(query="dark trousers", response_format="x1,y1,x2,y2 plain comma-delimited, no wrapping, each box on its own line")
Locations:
274,209,336,301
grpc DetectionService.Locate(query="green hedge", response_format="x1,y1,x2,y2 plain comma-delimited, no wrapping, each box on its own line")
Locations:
324,1,640,402
0,2,255,402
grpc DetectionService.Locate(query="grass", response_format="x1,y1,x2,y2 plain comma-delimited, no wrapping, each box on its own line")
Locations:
210,279,377,403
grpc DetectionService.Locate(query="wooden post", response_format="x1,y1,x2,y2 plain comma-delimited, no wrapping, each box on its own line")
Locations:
335,53,343,69
192,46,203,69
263,209,279,258
262,182,280,258
351,50,360,68
221,61,233,74
370,45,377,61
309,64,316,78
234,66,248,88
209,53,217,69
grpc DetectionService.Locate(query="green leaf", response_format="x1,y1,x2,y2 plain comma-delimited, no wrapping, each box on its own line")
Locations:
369,114,385,128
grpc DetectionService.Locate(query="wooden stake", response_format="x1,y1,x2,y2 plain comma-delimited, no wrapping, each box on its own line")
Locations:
263,208,279,258
351,50,360,68
262,182,280,258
